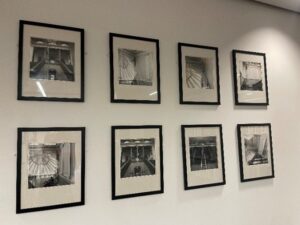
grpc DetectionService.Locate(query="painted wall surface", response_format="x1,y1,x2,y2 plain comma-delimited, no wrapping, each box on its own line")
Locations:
0,0,299,224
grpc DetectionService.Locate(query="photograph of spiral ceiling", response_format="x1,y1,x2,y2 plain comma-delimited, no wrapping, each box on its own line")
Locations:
28,143,76,189
16,127,85,213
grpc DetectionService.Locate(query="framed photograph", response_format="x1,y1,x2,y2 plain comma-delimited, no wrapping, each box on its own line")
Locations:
112,125,163,199
178,43,220,105
110,33,160,104
18,20,84,102
232,50,269,105
16,127,85,213
181,124,226,190
237,123,275,182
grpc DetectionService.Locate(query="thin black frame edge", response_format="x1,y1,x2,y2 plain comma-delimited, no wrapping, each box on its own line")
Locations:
109,33,161,104
17,20,85,102
178,43,221,105
237,123,275,183
111,125,164,200
181,124,226,190
232,49,269,106
16,127,85,214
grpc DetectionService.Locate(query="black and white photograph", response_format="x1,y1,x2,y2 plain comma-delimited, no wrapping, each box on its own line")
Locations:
17,127,85,213
237,124,274,182
30,38,75,82
181,125,225,190
178,43,220,104
118,49,153,86
110,33,160,103
112,126,163,199
18,20,84,102
120,138,156,178
28,143,76,189
232,50,269,105
189,136,218,171
239,61,263,91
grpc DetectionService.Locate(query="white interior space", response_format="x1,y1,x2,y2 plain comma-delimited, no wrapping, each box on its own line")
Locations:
0,0,299,224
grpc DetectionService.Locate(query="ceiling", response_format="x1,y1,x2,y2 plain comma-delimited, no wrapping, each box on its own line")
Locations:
254,0,300,13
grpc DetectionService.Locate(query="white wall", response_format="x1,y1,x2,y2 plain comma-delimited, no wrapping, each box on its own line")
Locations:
0,0,299,224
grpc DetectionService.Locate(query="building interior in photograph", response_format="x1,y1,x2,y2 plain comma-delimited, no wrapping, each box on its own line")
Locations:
189,136,218,171
244,134,269,165
120,138,155,178
28,143,75,188
239,61,263,90
118,48,153,86
185,56,214,89
30,38,75,81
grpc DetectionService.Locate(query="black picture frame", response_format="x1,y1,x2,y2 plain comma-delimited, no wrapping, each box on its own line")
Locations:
112,125,164,199
181,124,226,190
232,50,269,105
237,123,275,182
18,20,85,102
110,33,161,104
16,127,85,213
178,43,221,105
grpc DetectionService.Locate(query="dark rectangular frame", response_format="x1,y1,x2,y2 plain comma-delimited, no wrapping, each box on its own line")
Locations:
237,123,275,182
232,50,269,106
181,124,226,190
111,125,164,199
110,33,161,104
16,127,85,213
18,20,85,102
178,43,221,105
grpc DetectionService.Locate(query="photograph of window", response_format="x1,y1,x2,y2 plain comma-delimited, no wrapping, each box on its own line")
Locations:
112,126,163,199
178,43,220,105
110,33,160,103
237,123,275,182
232,50,269,105
181,125,225,190
16,127,85,213
18,20,84,102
